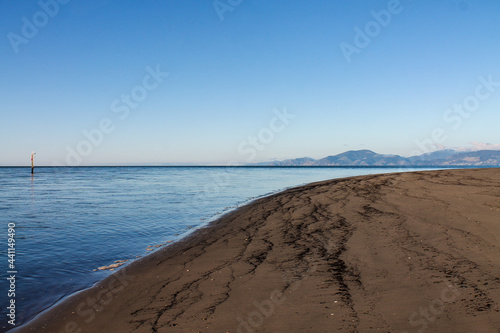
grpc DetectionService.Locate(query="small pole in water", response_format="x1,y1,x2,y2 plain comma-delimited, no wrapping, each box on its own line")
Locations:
31,151,36,174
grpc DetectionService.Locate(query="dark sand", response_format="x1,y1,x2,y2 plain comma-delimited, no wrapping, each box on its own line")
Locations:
13,169,500,332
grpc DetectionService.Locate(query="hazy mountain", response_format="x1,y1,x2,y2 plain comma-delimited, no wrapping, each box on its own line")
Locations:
414,150,500,166
255,157,317,166
256,149,500,167
315,150,409,166
408,149,457,163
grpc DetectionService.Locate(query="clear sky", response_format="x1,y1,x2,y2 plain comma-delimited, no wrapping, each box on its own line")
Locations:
1,0,499,165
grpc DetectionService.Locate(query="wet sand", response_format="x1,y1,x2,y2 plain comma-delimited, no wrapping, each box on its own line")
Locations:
13,169,500,332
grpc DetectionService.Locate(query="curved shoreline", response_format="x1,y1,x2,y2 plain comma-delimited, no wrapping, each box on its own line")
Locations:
12,169,500,332
9,186,287,331
8,181,297,331
8,179,300,332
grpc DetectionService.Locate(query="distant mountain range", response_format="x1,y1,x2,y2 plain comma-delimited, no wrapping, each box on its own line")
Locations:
253,149,500,167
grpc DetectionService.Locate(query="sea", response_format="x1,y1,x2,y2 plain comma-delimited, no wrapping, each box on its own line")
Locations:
0,166,448,330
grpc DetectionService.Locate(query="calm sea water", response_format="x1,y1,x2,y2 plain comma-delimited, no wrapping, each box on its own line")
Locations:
0,166,443,329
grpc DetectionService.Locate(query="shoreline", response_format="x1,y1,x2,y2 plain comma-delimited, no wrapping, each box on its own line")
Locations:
12,168,500,332
8,178,297,331
10,186,287,330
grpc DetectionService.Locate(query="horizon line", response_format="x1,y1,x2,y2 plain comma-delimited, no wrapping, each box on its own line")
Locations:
0,165,492,168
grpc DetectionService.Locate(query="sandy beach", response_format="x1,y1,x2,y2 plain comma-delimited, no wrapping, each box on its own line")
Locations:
14,168,500,332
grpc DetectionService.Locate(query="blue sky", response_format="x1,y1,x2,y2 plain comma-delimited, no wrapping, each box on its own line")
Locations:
1,0,499,165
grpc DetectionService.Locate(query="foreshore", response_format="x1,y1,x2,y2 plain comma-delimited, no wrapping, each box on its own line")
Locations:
12,169,500,332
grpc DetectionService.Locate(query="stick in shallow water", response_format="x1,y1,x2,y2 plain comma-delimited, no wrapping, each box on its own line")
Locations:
31,151,35,174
